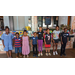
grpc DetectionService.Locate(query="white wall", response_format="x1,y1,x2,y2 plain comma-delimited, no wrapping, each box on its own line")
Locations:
58,16,68,27
3,16,10,28
18,16,25,30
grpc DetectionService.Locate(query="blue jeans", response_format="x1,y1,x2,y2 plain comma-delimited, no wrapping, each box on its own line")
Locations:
15,47,22,54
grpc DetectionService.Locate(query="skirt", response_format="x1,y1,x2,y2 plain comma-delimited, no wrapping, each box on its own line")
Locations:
45,44,51,48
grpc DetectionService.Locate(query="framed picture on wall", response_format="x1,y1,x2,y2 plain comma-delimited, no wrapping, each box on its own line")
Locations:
45,16,51,25
37,16,43,27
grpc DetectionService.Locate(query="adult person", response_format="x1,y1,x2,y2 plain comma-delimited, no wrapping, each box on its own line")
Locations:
1,26,14,58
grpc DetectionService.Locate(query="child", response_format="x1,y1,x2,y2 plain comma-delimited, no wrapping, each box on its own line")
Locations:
60,28,69,56
37,27,44,56
1,26,14,58
31,32,38,57
14,32,22,58
53,26,60,55
22,30,30,58
44,28,52,56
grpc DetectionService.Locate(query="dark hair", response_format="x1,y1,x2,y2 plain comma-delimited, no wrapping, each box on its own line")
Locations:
23,30,27,33
33,32,37,34
64,28,67,30
5,26,9,30
46,28,48,31
56,26,59,28
16,32,19,35
46,28,50,31
39,27,42,28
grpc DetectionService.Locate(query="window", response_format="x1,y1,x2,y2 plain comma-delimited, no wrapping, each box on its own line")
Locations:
53,16,59,26
13,16,32,30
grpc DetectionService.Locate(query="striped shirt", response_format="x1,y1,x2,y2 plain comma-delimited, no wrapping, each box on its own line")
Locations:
14,37,22,47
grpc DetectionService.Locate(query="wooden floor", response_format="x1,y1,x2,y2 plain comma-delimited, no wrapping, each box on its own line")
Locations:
0,49,75,58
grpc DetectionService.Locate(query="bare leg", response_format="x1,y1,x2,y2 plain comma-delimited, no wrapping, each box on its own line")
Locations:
27,55,29,58
55,43,58,55
46,48,47,53
46,48,48,56
48,48,51,56
53,43,55,52
23,55,25,58
16,53,18,58
56,43,58,51
6,51,9,58
48,48,50,53
9,50,12,57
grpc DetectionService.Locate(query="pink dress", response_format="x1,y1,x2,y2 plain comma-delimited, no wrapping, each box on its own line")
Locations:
22,36,30,55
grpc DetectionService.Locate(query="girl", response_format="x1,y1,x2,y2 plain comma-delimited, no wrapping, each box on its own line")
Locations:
53,26,60,55
1,26,14,58
22,30,30,58
44,28,52,56
60,28,69,56
37,27,44,56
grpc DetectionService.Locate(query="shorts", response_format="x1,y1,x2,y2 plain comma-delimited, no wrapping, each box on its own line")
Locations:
15,47,22,54
53,39,59,43
45,44,51,48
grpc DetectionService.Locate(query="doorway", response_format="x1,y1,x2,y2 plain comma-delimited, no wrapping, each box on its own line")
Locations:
0,16,4,30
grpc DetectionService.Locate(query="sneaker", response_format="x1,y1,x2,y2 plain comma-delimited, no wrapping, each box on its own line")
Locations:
41,53,43,56
46,53,48,56
60,54,62,57
38,53,40,56
63,53,66,56
19,55,22,58
49,53,51,56
53,51,55,55
36,55,38,57
16,56,18,58
23,56,25,58
8,57,11,58
9,57,12,58
33,54,35,57
55,51,58,55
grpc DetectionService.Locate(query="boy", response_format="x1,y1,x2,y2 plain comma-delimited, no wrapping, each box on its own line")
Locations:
1,26,14,58
14,32,22,58
31,32,38,57
44,28,52,56
53,26,60,55
60,28,69,56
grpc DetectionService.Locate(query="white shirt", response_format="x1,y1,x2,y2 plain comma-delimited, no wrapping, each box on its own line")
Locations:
53,30,60,39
